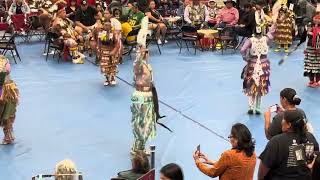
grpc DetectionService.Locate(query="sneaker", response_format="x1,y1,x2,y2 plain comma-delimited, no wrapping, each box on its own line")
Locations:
247,109,254,115
164,40,168,44
110,80,117,85
310,82,320,88
307,81,315,87
255,110,261,115
104,81,110,86
274,48,281,52
284,49,289,53
157,39,162,45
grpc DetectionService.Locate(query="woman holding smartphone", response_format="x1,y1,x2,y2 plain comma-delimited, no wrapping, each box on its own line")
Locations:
193,123,256,180
264,88,307,140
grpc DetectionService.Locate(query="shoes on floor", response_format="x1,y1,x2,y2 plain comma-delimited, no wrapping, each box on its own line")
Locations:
110,80,117,85
104,81,109,86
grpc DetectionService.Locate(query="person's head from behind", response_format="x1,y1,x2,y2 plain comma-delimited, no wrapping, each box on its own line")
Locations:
244,3,252,12
229,123,255,157
149,1,156,10
255,0,265,11
55,159,77,180
282,110,307,135
280,88,301,109
131,151,150,174
160,163,184,180
80,0,88,11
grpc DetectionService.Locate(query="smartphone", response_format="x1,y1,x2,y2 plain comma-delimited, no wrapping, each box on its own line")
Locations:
197,144,200,153
270,104,278,113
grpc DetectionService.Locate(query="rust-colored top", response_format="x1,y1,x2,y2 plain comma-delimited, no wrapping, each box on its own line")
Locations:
196,149,256,180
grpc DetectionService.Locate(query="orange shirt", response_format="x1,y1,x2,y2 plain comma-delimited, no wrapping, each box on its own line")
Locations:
196,149,256,180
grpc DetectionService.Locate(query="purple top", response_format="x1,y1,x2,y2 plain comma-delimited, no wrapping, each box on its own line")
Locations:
240,25,276,61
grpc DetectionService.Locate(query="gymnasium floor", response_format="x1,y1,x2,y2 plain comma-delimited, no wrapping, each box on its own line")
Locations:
0,41,319,180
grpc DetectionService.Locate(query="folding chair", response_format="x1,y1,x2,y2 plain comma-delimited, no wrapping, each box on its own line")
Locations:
179,25,198,54
216,25,238,54
146,28,161,55
26,12,46,41
10,14,29,42
0,32,21,63
111,169,155,180
122,28,139,59
44,31,63,63
138,169,155,180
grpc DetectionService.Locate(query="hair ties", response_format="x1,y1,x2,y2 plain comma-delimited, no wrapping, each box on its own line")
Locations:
293,95,299,100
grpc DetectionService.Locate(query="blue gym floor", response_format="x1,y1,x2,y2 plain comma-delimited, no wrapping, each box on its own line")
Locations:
0,41,319,180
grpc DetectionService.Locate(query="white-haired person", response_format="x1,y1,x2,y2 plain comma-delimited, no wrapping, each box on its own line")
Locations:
55,159,79,180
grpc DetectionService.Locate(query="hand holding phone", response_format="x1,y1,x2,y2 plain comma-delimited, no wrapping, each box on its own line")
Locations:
270,104,279,113
197,144,201,154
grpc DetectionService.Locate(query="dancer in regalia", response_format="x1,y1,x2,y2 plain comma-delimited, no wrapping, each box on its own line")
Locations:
304,8,320,88
0,55,19,144
131,46,156,154
274,4,294,53
97,20,120,86
240,25,275,115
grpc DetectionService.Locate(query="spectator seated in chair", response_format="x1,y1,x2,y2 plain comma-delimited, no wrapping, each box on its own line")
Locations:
215,0,239,28
207,0,220,27
121,2,145,41
145,0,167,45
65,0,77,22
184,0,209,30
52,8,85,64
8,0,30,16
234,3,255,38
7,0,30,24
117,151,150,180
74,0,99,53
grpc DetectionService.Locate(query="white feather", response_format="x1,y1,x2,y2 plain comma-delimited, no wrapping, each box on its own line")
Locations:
137,16,149,47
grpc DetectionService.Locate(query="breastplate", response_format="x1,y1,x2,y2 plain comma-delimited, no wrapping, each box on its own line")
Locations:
249,36,268,56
